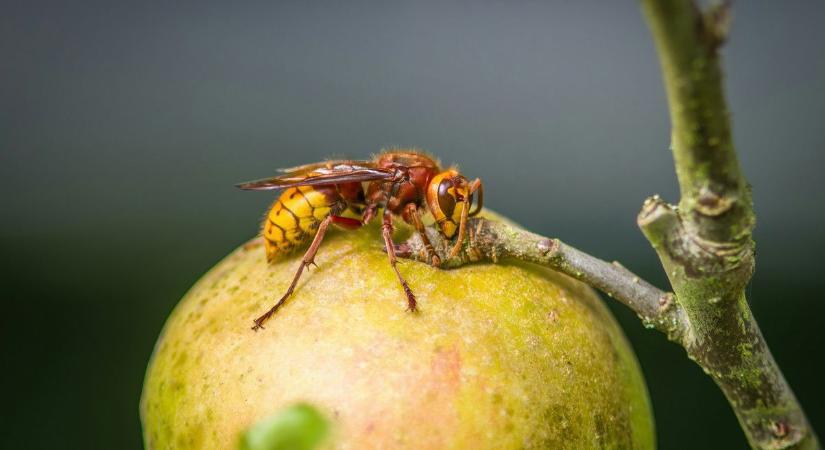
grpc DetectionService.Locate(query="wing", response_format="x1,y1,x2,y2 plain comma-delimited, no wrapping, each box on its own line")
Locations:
276,159,374,173
236,164,395,191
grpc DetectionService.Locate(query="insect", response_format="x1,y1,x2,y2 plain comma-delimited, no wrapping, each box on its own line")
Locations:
237,149,483,330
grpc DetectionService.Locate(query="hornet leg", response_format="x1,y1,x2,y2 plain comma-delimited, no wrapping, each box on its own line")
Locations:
403,203,441,267
330,215,362,230
381,209,417,311
449,178,483,259
469,178,484,216
252,213,334,331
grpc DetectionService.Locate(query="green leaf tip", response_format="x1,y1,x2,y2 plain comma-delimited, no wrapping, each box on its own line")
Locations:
238,403,330,450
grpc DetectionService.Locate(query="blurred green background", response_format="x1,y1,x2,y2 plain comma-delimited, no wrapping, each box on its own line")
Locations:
2,1,823,449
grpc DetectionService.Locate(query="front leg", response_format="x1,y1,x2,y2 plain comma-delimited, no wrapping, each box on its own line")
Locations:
381,209,418,311
394,217,485,270
449,177,483,258
402,203,441,267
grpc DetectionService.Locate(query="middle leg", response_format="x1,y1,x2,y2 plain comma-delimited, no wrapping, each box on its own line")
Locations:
381,209,417,311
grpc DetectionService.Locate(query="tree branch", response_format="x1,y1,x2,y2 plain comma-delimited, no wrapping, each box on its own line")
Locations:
395,218,689,344
640,0,818,448
641,0,752,245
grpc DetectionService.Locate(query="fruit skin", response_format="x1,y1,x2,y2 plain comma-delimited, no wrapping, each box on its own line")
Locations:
140,216,655,450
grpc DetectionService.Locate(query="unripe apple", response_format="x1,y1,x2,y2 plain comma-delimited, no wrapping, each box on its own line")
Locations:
141,215,654,449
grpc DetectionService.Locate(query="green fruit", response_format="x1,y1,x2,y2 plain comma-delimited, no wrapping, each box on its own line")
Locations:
140,214,655,449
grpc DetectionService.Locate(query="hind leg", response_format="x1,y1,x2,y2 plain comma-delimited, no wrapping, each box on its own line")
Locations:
252,214,334,330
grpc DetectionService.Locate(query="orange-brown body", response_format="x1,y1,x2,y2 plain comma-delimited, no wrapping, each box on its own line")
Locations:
365,151,440,215
239,149,483,329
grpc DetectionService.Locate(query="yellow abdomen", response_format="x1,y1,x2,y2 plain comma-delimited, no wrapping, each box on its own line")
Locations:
263,186,337,261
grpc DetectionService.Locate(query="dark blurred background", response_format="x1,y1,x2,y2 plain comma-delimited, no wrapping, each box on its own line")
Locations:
2,1,823,449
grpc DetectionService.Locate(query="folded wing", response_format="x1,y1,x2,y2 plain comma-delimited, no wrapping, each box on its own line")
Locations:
236,163,395,191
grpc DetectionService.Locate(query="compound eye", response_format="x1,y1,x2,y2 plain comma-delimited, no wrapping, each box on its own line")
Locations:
437,178,456,218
